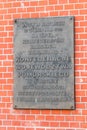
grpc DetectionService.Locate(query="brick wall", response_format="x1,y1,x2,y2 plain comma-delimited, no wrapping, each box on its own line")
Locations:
0,0,87,130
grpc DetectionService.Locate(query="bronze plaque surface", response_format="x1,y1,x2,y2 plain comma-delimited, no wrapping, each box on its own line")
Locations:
14,16,75,109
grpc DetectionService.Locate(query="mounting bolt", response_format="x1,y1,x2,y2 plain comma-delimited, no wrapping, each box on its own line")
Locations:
71,106,73,109
70,17,73,20
14,105,17,108
14,19,17,23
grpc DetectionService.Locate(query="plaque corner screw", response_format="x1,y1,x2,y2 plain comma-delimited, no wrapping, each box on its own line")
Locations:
14,19,17,23
14,105,17,108
71,106,74,109
70,17,73,20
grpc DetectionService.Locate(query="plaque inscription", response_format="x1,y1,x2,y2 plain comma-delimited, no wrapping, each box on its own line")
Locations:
14,16,75,109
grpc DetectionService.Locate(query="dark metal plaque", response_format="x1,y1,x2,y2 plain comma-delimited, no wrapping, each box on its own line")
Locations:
14,16,75,109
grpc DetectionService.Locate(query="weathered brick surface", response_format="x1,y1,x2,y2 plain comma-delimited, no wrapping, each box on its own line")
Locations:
0,0,87,129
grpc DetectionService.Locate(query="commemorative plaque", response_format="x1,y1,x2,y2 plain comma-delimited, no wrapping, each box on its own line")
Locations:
14,16,75,109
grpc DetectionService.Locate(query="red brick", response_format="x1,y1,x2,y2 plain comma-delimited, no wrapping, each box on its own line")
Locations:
0,103,5,108
50,122,59,127
36,7,44,11
69,0,79,3
36,115,44,120
41,110,51,114
22,13,30,18
61,110,72,115
60,122,69,127
81,72,87,76
2,97,11,102
76,116,85,121
7,79,14,84
59,11,69,16
12,2,20,7
75,59,79,64
27,7,35,12
0,3,3,8
9,32,14,37
0,32,7,37
17,8,26,13
55,116,64,121
26,128,34,130
64,4,74,9
0,55,6,60
0,127,6,130
46,116,55,121
0,9,7,14
26,115,35,120
7,91,13,96
70,10,79,15
76,97,81,102
82,110,87,115
55,5,63,10
7,127,17,130
0,15,3,20
65,116,74,121
8,8,16,13
4,15,11,19
12,121,21,126
4,3,12,8
3,120,12,126
0,114,7,119
76,91,85,97
0,27,4,31
39,12,49,17
80,9,87,14
3,85,12,90
13,14,21,19
76,103,85,109
70,122,80,128
7,115,16,120
50,11,58,16
2,109,10,113
8,67,14,72
75,52,84,57
46,6,54,11
0,79,6,84
71,110,82,115
40,121,49,127
24,2,29,7
75,4,84,9
75,27,84,33
81,123,87,128
59,0,68,4
81,97,87,102
36,128,44,130
8,55,14,60
38,0,48,6
85,28,87,32
0,38,4,42
51,110,60,114
80,59,87,64
0,91,7,96
80,21,87,26
5,61,12,67
79,0,87,2
31,13,39,18
16,128,25,130
75,16,84,21
81,46,87,51
5,26,13,31
30,1,38,6
4,49,13,54
49,0,58,4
